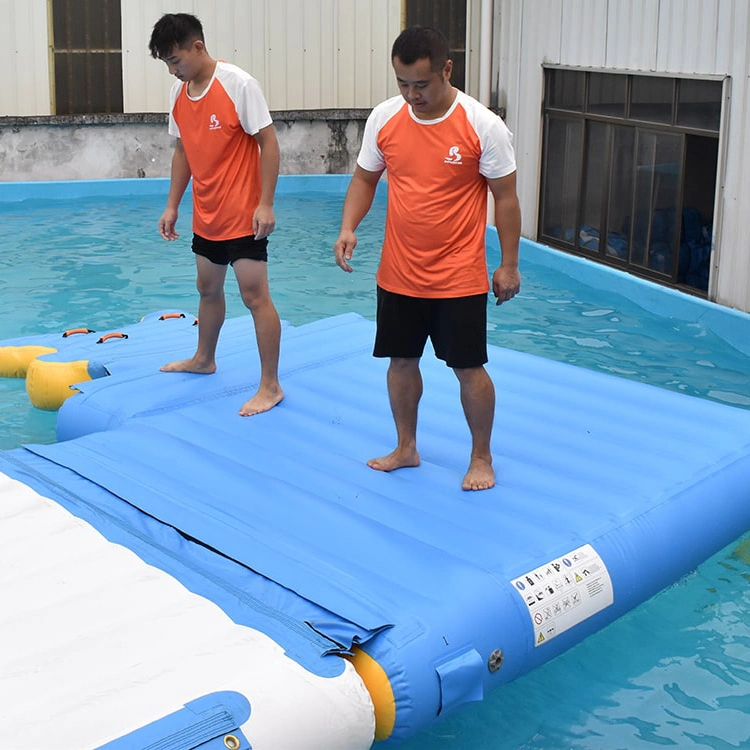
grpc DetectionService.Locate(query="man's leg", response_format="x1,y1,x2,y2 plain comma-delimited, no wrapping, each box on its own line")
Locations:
161,254,227,373
454,365,496,491
368,357,422,472
233,257,283,416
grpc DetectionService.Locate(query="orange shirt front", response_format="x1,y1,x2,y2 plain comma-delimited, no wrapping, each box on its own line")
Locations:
168,61,273,241
358,91,516,298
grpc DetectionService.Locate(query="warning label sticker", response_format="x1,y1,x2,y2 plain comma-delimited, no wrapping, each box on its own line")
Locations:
510,544,614,647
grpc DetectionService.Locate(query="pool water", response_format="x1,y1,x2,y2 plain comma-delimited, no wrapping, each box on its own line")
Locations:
1,187,749,748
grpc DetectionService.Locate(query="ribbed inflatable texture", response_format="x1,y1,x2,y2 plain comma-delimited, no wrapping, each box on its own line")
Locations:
4,312,750,743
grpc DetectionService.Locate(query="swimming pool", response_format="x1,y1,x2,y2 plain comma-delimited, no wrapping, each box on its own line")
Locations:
2,176,749,748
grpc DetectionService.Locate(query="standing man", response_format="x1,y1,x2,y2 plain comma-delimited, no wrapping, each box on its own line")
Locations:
333,26,521,491
149,13,283,416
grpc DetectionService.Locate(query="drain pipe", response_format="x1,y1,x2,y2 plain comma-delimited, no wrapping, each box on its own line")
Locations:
478,0,496,227
478,0,494,107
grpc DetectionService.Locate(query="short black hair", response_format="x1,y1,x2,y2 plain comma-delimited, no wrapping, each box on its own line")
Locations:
149,13,205,59
391,26,450,73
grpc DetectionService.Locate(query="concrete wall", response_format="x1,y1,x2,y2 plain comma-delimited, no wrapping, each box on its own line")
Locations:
0,112,367,182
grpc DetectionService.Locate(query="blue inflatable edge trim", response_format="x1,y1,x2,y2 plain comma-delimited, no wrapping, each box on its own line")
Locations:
96,690,251,750
486,230,750,358
0,174,361,201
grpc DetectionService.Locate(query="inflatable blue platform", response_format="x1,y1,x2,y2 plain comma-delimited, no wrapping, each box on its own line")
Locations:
1,311,750,748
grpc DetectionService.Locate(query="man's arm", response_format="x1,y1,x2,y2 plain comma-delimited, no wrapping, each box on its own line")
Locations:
253,124,280,240
158,139,191,241
487,171,522,304
333,165,384,272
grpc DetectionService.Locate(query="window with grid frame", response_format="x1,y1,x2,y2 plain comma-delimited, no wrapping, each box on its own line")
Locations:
539,68,721,295
405,0,467,91
51,0,123,114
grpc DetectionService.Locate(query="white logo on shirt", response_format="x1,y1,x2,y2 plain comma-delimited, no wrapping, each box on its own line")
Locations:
209,114,221,130
444,146,463,164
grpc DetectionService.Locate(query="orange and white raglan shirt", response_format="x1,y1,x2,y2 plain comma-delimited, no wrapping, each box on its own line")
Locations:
168,61,273,241
358,90,516,298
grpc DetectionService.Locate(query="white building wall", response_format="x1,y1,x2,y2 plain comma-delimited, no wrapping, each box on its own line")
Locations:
497,0,750,312
0,0,401,115
122,0,402,113
0,0,50,116
714,1,750,312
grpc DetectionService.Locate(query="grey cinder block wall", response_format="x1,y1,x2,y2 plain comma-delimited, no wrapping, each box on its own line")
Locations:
0,112,368,182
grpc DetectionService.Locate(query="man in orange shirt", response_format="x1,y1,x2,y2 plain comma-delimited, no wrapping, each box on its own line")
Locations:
149,13,283,416
334,26,521,491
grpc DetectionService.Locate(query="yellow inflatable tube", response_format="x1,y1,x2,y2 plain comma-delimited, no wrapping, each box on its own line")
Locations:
345,647,396,741
0,326,101,410
0,345,56,379
25,358,92,411
1,313,196,411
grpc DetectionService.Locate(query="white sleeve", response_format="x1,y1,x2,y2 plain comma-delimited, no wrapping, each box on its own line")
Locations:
356,97,404,173
167,80,182,138
356,110,386,173
236,76,273,136
460,94,516,179
214,63,273,135
478,116,517,180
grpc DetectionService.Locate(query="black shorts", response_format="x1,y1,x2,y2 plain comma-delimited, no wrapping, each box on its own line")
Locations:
374,286,488,369
192,233,268,265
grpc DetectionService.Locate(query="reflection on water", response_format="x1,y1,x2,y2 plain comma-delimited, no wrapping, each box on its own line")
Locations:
1,191,750,749
486,264,750,409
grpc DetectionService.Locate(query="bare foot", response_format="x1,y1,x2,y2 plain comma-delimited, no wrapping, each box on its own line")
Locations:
238,385,284,416
160,357,216,374
462,456,495,491
367,448,420,472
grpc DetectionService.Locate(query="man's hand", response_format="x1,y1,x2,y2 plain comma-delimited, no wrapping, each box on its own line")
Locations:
333,230,357,272
158,207,180,241
492,265,521,305
253,204,276,240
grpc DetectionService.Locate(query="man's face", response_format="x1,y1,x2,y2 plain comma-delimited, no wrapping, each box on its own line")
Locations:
160,40,202,82
392,55,453,120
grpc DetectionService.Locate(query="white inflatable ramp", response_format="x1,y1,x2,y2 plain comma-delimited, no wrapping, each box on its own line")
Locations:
0,471,374,749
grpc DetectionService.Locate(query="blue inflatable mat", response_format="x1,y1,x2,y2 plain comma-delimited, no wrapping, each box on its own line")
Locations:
5,312,750,743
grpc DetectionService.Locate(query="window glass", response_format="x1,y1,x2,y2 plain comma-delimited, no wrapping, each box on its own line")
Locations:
579,121,609,255
588,73,626,117
606,127,635,261
630,76,674,124
678,135,717,290
539,69,718,294
54,52,123,114
677,79,722,132
547,70,584,112
540,117,583,243
631,131,683,274
406,0,467,91
52,0,122,114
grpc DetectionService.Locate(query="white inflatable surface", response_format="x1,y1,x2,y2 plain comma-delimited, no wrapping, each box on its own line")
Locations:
0,472,375,749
